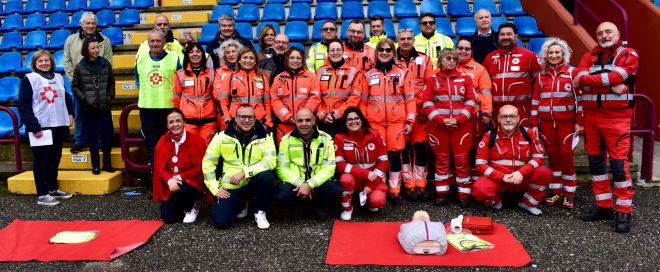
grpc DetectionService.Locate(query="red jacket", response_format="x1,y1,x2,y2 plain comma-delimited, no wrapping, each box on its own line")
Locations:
483,45,542,105
173,65,217,120
475,128,545,182
421,69,478,126
270,69,322,122
576,41,638,114
334,128,389,190
531,64,582,126
396,51,434,118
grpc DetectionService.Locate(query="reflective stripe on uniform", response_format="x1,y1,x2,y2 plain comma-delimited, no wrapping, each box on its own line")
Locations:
615,199,632,206
435,185,450,192
492,159,526,166
458,187,471,194
524,193,539,205
595,193,612,201
563,186,577,192
548,183,563,189
529,183,546,191
581,93,634,101
614,180,633,188
592,174,609,181
475,159,488,165
484,167,495,176
492,72,530,79
540,92,574,99
492,94,531,102
538,105,575,112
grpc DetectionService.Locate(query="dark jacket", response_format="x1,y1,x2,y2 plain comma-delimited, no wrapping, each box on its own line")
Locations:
471,30,499,64
205,31,253,68
72,57,115,112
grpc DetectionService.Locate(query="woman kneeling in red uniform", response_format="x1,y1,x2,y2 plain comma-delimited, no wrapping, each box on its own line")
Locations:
335,107,389,221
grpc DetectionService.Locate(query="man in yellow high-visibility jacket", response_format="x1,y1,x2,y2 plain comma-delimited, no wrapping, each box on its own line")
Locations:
414,13,455,68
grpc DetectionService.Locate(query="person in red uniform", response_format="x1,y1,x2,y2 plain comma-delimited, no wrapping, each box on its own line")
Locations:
395,29,434,201
473,105,551,215
270,47,322,143
173,43,218,145
344,20,374,73
483,23,541,127
335,107,388,221
530,38,582,209
361,38,416,205
573,22,638,233
422,48,478,207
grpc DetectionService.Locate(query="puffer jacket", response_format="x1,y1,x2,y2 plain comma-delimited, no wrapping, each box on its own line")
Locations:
72,57,115,112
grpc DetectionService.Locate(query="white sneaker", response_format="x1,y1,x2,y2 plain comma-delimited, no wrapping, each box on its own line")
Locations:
37,195,60,206
368,207,379,212
254,211,270,229
518,202,542,216
491,200,503,210
340,210,353,221
183,207,199,223
236,207,248,219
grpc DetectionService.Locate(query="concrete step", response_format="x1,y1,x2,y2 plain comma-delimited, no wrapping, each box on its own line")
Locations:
59,147,141,170
112,110,141,130
115,80,138,97
8,170,122,195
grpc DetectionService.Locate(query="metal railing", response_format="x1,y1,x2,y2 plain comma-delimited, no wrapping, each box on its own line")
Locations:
119,103,149,186
0,106,23,173
573,0,629,42
630,94,655,183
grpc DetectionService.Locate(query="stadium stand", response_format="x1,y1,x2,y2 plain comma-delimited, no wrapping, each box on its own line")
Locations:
19,30,46,51
43,11,70,30
287,3,312,21
314,2,339,21
394,0,419,19
20,13,46,31
420,0,445,17
446,0,472,17
15,51,35,74
0,52,22,74
116,9,140,27
209,5,235,23
514,16,544,37
44,0,66,13
0,77,19,103
474,0,501,16
261,3,286,22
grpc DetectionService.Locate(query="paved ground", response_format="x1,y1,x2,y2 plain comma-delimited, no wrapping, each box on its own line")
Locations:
0,182,659,272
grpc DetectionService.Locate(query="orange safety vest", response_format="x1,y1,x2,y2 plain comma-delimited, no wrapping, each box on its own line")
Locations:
217,69,272,127
270,69,322,122
458,57,493,115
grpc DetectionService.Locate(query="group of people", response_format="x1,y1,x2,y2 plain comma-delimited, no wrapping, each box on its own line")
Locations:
17,8,638,234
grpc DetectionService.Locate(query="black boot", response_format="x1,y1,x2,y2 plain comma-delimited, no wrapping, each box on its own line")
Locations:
433,195,448,206
388,193,403,206
459,197,473,208
406,187,419,201
615,212,632,233
580,206,614,222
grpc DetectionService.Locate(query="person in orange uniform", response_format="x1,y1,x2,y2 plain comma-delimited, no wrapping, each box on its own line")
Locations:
212,40,243,131
344,20,375,73
216,47,273,129
531,38,581,209
270,47,322,143
316,40,365,136
361,38,416,205
422,48,478,207
456,38,493,198
173,43,218,145
395,29,434,201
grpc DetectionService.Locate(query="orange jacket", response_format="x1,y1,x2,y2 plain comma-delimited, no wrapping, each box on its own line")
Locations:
343,43,375,73
270,69,322,122
458,57,493,115
216,69,272,127
422,69,478,126
396,51,434,103
172,65,217,120
316,61,365,120
361,63,416,125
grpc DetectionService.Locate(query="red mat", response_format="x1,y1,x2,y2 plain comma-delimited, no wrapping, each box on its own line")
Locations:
326,221,532,267
0,219,164,262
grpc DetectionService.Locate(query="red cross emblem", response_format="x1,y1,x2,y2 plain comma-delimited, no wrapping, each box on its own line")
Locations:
39,86,58,104
149,72,163,86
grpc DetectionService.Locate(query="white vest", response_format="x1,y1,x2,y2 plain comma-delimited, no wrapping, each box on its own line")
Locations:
26,72,70,128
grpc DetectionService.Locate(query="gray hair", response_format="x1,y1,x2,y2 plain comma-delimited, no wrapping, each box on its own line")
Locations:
218,14,234,23
79,12,97,24
179,31,196,43
216,39,244,66
473,9,491,20
539,37,572,69
147,29,166,41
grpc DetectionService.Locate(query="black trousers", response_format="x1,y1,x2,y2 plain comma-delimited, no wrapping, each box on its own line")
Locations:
83,111,113,168
275,177,342,210
139,108,170,164
211,171,276,229
31,126,68,196
160,181,203,224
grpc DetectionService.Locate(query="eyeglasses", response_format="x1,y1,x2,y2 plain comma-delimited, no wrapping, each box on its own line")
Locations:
236,115,256,121
378,48,393,53
321,27,337,32
156,23,169,26
456,46,472,51
443,56,458,62
420,21,435,26
498,114,519,120
346,117,361,122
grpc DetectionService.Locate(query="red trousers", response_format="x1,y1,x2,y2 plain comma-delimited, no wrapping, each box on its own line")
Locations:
473,166,551,208
583,110,634,213
185,123,217,146
428,123,472,199
541,119,577,197
493,103,530,127
339,173,387,211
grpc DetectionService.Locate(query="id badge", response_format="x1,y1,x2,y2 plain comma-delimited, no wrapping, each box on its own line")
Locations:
184,79,194,87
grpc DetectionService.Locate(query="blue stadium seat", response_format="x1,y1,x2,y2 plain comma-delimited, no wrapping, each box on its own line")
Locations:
420,0,445,17
394,0,418,19
317,0,337,2
0,77,19,102
115,9,140,27
398,18,421,36
0,32,22,51
20,13,46,31
474,0,500,16
43,11,70,30
53,50,65,73
447,0,472,17
209,5,234,23
2,0,23,15
285,21,309,42
311,21,327,42
292,0,312,3
253,43,261,53
288,3,311,21
255,22,280,42
0,14,23,32
343,0,361,2
261,4,285,22
436,17,455,38
368,1,391,19
63,0,87,12
383,19,396,39
314,2,338,21
44,0,66,13
516,39,524,47
15,51,36,73
0,107,25,138
235,22,253,40
0,52,21,74
243,0,264,4
500,0,526,16
235,4,260,23
66,11,85,29
19,30,46,50
290,42,304,50
23,0,44,14
109,0,131,10
102,27,123,46
43,29,71,50
528,37,548,56
96,9,116,28
88,0,109,11
341,2,364,20
132,0,154,9
491,16,508,32
514,16,544,37
267,0,288,3
340,20,351,40
218,0,241,5
198,23,218,44
455,17,477,37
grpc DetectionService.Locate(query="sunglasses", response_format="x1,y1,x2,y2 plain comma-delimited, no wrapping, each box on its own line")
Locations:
321,27,337,32
444,56,458,62
456,46,472,51
378,48,393,53
420,21,435,26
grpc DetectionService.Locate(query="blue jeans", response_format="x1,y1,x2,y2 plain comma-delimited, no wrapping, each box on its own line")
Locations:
211,171,276,229
72,95,87,147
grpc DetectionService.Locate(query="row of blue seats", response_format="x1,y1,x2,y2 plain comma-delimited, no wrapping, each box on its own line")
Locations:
0,106,25,138
0,0,153,15
0,50,66,75
0,9,140,32
215,0,524,23
0,27,124,52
